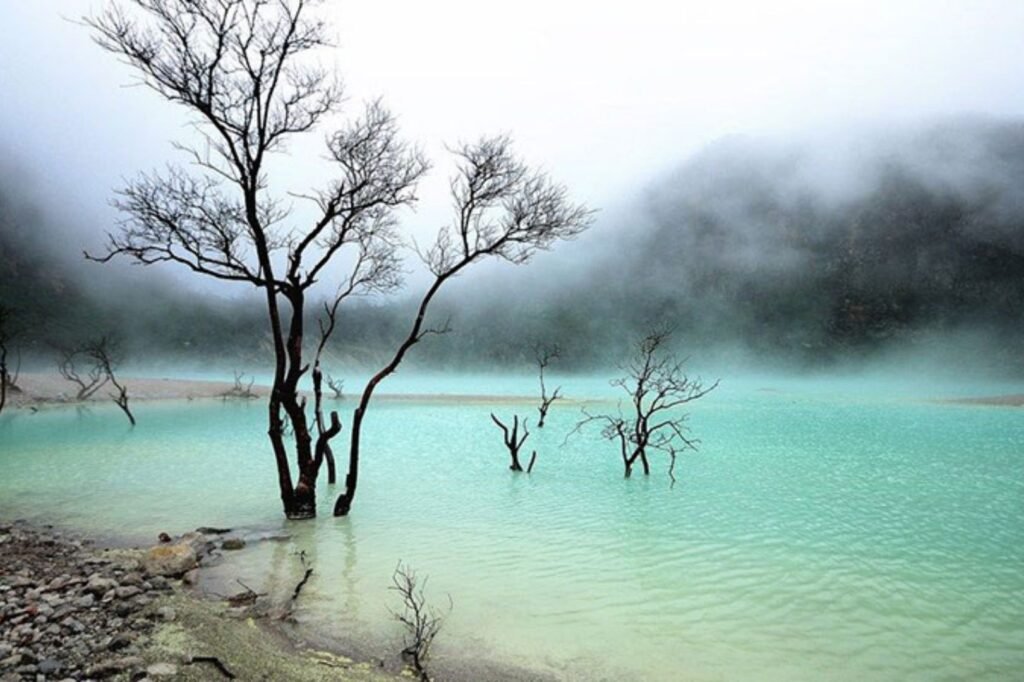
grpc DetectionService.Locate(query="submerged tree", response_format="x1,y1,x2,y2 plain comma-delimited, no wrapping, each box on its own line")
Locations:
58,336,136,425
57,344,109,401
86,336,136,426
333,138,592,515
325,374,344,400
87,0,425,519
490,413,536,473
0,305,14,415
572,329,718,481
534,343,562,428
88,1,589,519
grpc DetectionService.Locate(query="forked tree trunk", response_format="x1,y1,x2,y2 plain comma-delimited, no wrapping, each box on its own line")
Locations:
623,447,651,477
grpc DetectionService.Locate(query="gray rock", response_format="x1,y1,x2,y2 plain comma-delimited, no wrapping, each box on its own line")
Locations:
73,594,95,609
107,634,133,651
177,532,212,557
221,538,246,551
119,573,143,587
85,575,118,596
37,658,61,675
62,618,85,634
154,606,176,622
0,654,23,668
114,586,142,600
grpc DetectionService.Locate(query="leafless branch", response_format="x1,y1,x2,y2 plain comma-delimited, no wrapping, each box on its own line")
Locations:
490,413,532,472
325,374,344,399
573,329,718,479
388,561,450,682
534,342,563,428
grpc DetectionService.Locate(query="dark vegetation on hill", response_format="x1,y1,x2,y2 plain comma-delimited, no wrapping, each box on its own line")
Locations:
2,118,1022,373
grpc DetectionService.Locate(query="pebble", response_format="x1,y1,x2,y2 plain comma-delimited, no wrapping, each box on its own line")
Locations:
0,522,209,680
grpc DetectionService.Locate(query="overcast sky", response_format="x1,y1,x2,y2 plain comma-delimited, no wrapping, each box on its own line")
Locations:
2,1,1024,265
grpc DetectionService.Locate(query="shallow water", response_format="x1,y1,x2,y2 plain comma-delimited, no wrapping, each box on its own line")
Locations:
1,375,1022,680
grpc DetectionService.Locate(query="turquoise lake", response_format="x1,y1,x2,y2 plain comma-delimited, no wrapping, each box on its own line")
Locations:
1,373,1022,680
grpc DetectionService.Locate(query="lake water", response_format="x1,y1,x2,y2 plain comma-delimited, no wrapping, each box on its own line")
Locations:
1,373,1022,680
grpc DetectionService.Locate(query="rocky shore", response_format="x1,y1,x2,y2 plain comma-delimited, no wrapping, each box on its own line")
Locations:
0,522,180,681
0,523,398,682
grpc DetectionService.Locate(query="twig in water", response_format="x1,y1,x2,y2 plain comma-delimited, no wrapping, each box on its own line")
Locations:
291,550,314,602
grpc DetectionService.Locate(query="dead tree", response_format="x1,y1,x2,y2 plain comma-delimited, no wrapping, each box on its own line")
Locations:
84,336,136,426
326,374,344,400
534,343,562,428
86,0,425,519
311,299,343,485
570,329,718,479
389,561,451,682
334,138,592,515
490,413,536,472
221,371,257,399
57,345,109,401
0,305,14,415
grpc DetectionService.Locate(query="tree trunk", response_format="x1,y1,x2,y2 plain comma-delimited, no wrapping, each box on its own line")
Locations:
334,406,364,517
639,450,650,475
288,474,317,520
0,347,7,415
324,445,337,484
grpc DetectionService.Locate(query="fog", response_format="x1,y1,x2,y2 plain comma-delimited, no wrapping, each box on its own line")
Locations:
1,2,1023,380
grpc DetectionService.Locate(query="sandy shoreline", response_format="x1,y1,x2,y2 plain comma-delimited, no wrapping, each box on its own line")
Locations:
6,372,555,408
0,518,556,682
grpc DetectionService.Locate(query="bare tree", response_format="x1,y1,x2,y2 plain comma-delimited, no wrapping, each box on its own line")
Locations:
85,336,137,426
389,561,451,682
57,345,110,401
311,299,342,485
571,329,718,479
86,0,426,519
220,370,257,399
59,336,137,425
333,138,592,515
490,413,536,473
534,342,562,428
0,305,14,415
325,374,344,400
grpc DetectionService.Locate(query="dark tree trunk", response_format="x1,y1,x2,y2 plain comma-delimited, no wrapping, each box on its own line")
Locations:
0,346,7,416
334,406,364,517
639,450,650,475
289,474,317,520
324,445,337,485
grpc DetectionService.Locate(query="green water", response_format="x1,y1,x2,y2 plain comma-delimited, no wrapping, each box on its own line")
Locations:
1,376,1022,680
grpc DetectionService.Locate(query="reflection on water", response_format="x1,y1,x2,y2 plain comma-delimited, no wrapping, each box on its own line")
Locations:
1,376,1022,680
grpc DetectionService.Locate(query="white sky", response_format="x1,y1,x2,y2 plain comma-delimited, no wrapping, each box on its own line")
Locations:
2,1,1024,262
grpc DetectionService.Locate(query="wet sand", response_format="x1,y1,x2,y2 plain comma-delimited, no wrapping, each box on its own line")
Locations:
8,372,593,408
